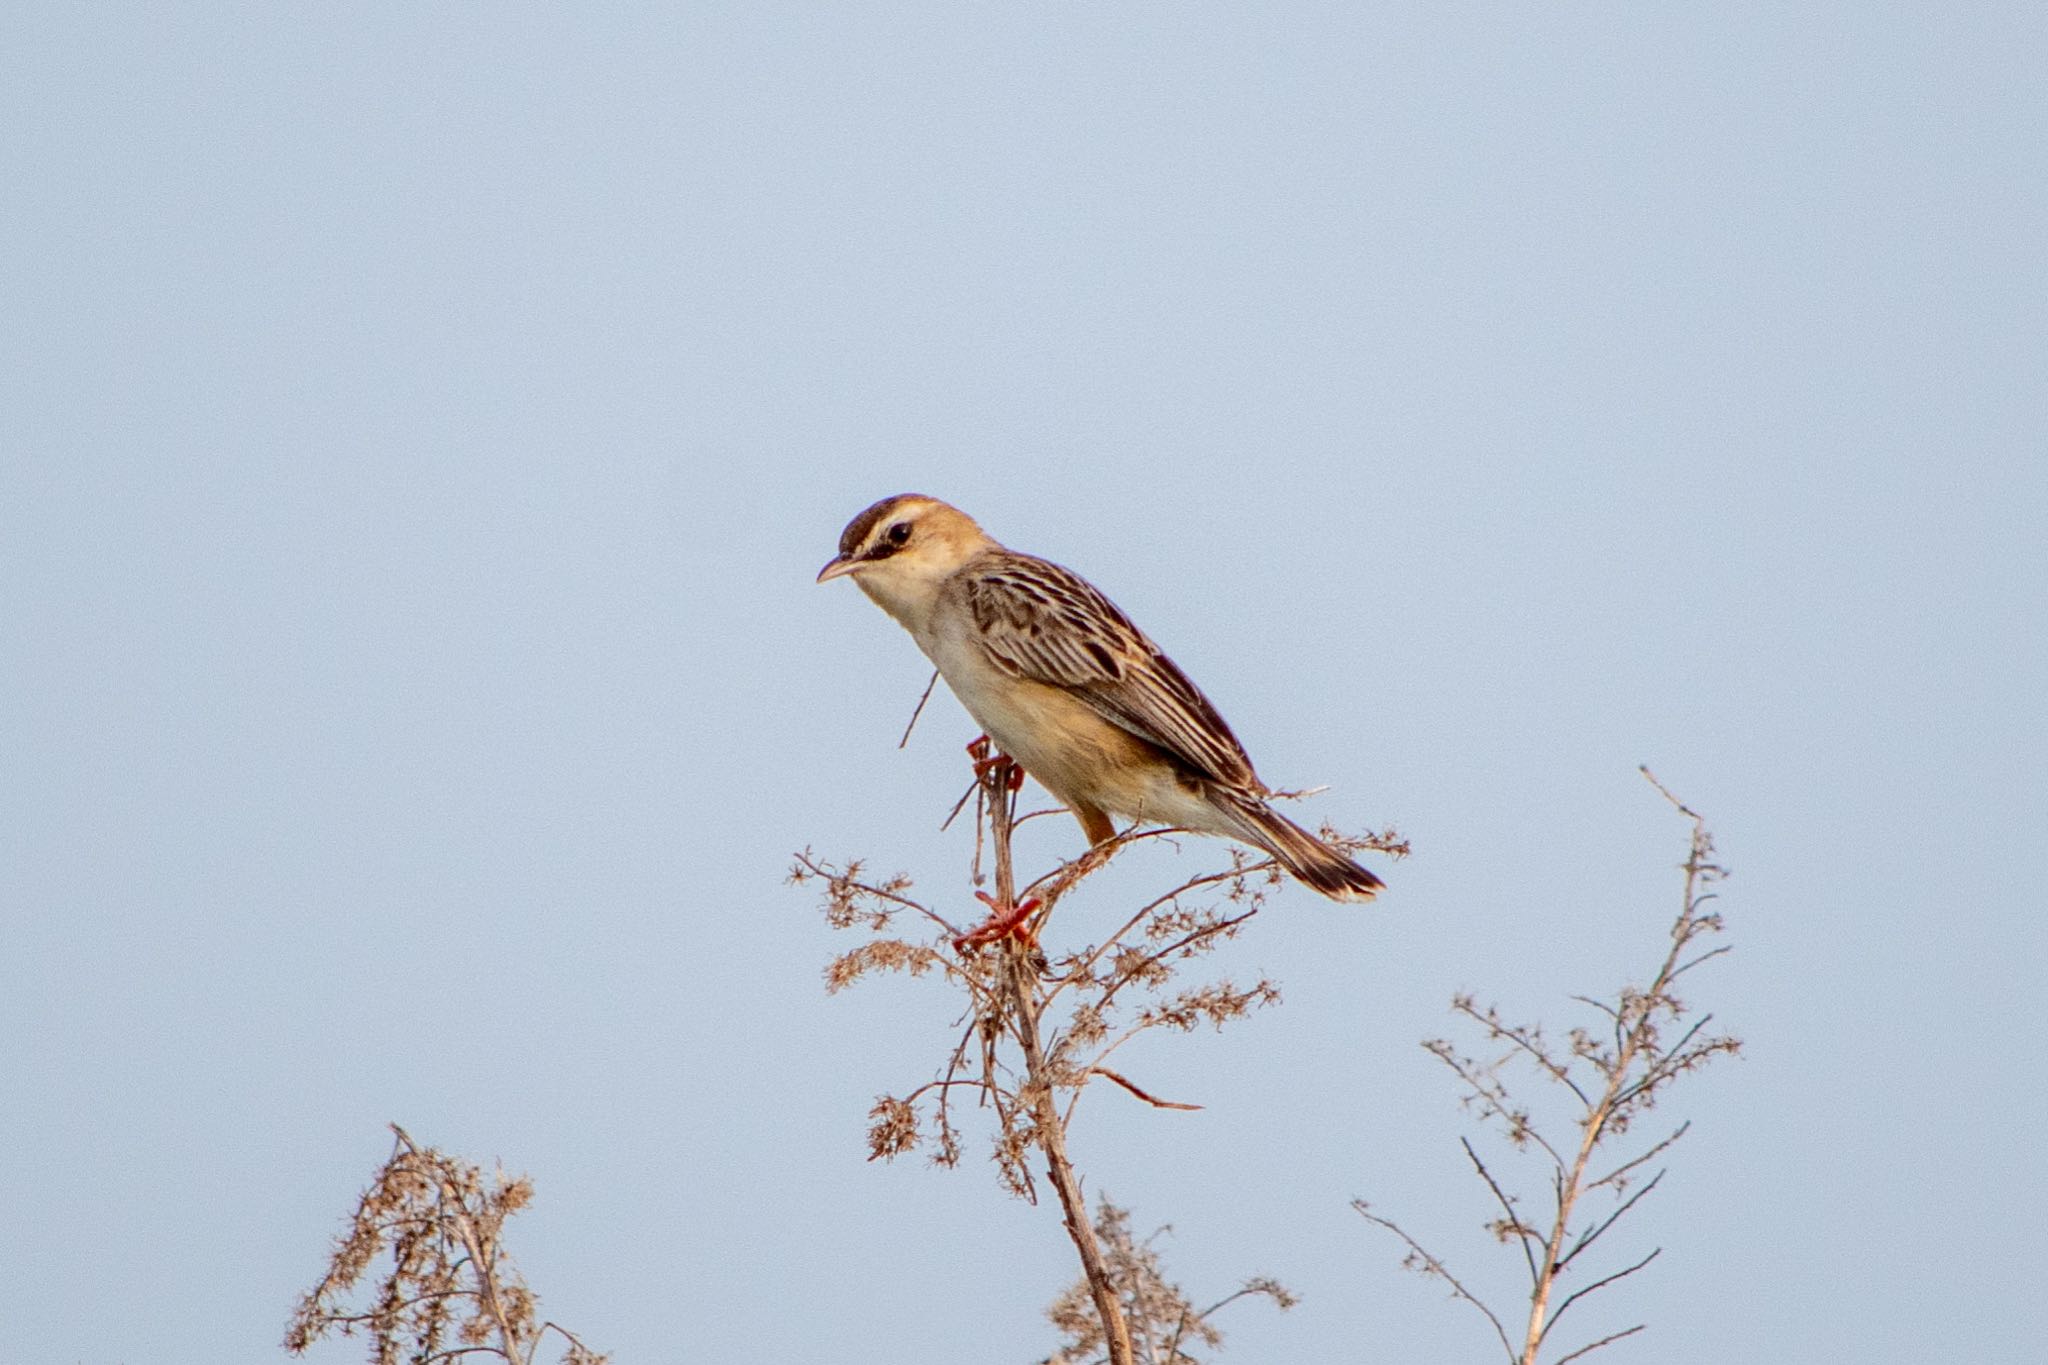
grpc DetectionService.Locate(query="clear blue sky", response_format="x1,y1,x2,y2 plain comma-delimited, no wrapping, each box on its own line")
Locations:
4,5,2042,1362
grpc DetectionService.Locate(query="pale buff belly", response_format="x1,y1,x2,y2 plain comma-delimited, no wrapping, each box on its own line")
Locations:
944,669,1224,834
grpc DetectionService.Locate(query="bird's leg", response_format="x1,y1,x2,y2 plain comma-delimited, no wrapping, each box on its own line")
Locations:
953,737,1034,950
1072,802,1117,849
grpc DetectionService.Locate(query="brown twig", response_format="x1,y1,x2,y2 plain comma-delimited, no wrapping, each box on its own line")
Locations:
1353,1201,1518,1361
1086,1067,1203,1112
1461,1137,1543,1283
1552,1324,1647,1365
899,668,940,748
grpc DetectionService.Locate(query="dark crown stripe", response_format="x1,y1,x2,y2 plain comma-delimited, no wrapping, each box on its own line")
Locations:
838,494,926,557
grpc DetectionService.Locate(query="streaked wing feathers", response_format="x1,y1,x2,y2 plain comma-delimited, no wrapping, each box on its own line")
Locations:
963,553,1260,789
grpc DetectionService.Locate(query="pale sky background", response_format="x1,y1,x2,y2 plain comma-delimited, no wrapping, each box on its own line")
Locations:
4,5,2043,1363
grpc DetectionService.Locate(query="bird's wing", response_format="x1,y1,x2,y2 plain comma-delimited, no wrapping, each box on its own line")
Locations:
961,552,1260,790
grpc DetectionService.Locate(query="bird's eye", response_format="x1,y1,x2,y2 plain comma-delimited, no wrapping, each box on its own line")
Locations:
887,522,911,545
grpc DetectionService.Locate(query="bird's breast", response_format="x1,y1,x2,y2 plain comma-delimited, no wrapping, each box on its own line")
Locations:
917,617,1206,825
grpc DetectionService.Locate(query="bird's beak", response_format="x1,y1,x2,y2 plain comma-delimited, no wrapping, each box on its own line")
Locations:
816,555,860,584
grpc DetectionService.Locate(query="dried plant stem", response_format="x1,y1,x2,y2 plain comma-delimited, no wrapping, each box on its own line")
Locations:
288,1126,606,1365
1516,810,1705,1360
1020,977,1134,1365
1359,770,1735,1365
983,761,1135,1365
425,1144,528,1363
1519,1106,1603,1363
803,749,1390,1362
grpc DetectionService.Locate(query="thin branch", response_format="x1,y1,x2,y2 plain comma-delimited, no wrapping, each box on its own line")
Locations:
1091,910,1260,1018
898,669,940,748
1087,1067,1203,1112
1353,1202,1517,1363
1059,1025,1160,1129
1451,1000,1582,1099
790,852,958,936
1570,994,1621,1022
1422,1043,1569,1172
537,1319,605,1364
1589,1123,1689,1193
1552,1323,1647,1365
1559,1170,1665,1270
1637,765,1697,821
1542,1248,1661,1343
940,777,980,834
902,1077,1011,1102
1191,1282,1286,1321
1671,944,1733,979
1040,863,1254,1006
1461,1137,1543,1286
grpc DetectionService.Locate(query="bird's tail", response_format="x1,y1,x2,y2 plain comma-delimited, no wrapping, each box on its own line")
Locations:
1209,788,1384,902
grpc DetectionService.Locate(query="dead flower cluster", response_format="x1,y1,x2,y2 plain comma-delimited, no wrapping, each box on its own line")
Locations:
285,1125,605,1365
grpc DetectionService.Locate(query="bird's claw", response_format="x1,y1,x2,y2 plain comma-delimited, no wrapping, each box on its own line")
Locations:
966,734,1024,789
952,890,1044,952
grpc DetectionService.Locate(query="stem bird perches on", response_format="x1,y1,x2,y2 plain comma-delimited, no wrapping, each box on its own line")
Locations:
797,747,1406,1365
1357,769,1738,1365
979,757,1136,1365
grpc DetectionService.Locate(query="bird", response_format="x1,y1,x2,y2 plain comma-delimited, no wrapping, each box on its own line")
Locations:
816,494,1383,902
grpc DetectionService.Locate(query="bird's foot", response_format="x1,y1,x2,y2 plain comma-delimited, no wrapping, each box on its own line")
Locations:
952,890,1045,952
966,734,1024,790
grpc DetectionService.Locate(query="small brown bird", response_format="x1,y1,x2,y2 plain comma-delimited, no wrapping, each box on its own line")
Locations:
817,494,1383,901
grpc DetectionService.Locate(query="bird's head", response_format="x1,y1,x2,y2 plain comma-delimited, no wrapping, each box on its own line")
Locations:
817,494,994,624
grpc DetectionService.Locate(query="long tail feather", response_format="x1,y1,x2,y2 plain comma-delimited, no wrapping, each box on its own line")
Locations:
1209,788,1384,902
